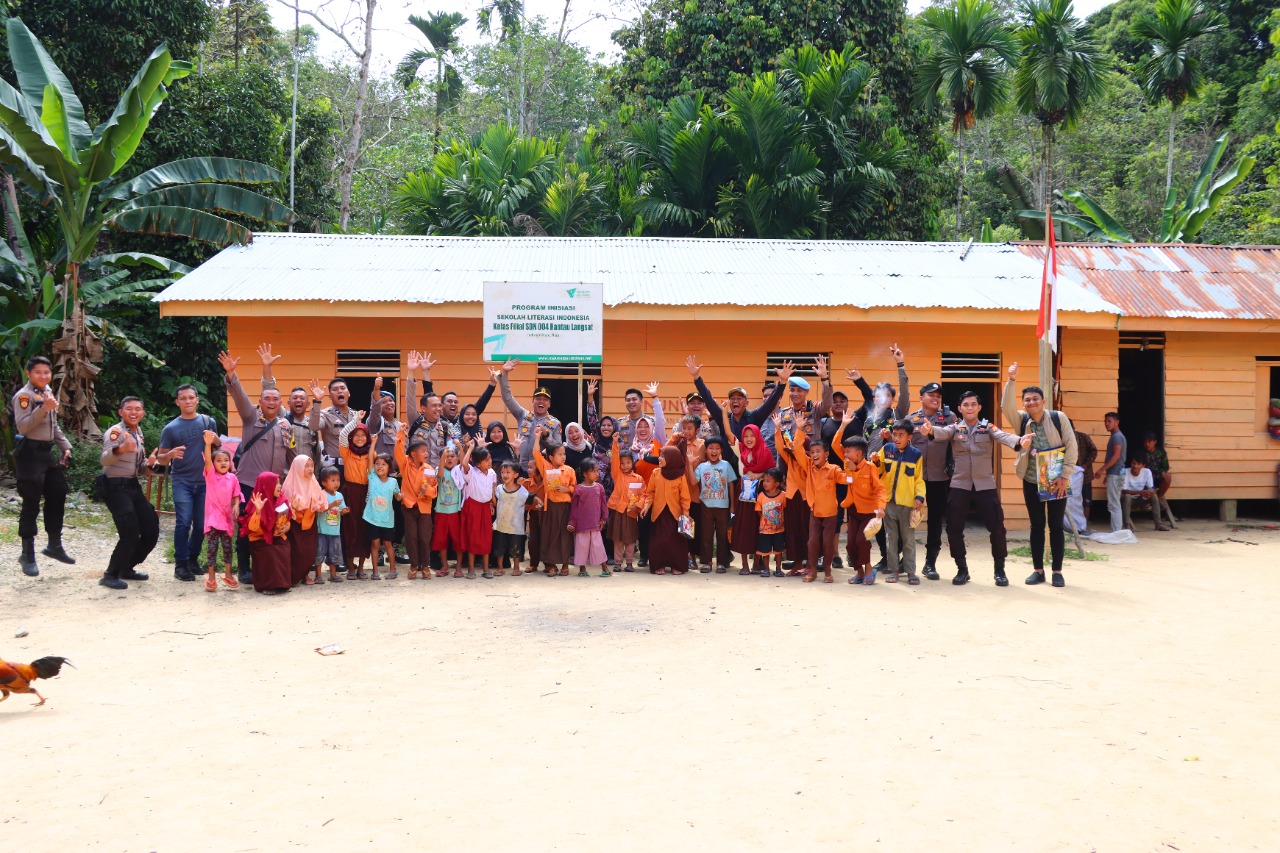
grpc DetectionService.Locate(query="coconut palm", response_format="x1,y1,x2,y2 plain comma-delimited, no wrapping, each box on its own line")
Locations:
914,0,1018,238
395,12,468,146
0,18,294,436
1131,0,1225,193
1012,0,1109,210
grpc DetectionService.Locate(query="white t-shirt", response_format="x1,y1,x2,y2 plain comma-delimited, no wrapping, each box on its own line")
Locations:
1122,468,1153,492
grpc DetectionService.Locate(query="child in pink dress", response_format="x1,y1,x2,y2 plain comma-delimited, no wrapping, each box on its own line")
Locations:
568,460,610,577
202,430,241,591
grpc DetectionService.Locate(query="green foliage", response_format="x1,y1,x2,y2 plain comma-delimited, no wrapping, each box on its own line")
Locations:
1013,0,1110,137
1131,0,1225,110
915,0,1018,131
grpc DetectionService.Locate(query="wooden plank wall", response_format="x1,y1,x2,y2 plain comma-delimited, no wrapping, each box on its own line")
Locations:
229,315,1050,525
1164,331,1280,500
1060,327,1119,501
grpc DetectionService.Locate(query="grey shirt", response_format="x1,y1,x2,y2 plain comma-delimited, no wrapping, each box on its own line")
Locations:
11,382,71,453
100,422,147,478
365,400,403,473
226,373,296,489
1106,430,1127,476
497,373,563,471
260,378,322,468
930,420,1019,492
907,406,958,482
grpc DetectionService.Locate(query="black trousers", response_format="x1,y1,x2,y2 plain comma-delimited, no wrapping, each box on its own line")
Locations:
946,487,1007,567
15,441,66,540
236,482,254,579
1022,480,1066,572
103,478,159,578
924,479,950,564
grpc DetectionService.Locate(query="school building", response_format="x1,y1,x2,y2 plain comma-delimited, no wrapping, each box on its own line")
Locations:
155,235,1280,526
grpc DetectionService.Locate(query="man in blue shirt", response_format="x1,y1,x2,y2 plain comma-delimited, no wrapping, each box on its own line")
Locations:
157,384,219,582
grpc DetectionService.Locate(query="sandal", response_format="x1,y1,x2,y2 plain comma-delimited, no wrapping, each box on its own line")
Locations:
453,569,463,578
716,567,727,573
654,568,667,575
304,577,316,586
482,570,494,579
558,567,569,576
672,568,686,575
863,569,878,586
885,573,898,583
785,568,804,577
802,573,816,583
222,573,240,589
407,570,418,580
823,575,834,584
739,567,752,576
759,568,770,577
512,568,523,576
313,573,325,585
385,571,397,580
578,569,589,577
347,570,358,581
907,574,920,585
496,569,506,577
205,575,217,592
849,574,863,585
601,569,612,577
624,565,635,572
773,569,784,577
699,566,712,573
467,570,477,579
327,573,344,583
369,571,381,581
435,569,450,578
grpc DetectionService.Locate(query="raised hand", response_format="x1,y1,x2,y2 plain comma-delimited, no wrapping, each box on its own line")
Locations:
644,381,660,397
770,411,783,429
879,428,891,441
40,391,58,413
776,359,795,383
257,343,282,367
204,429,218,444
1020,433,1033,449
420,352,437,375
355,410,366,421
251,492,266,512
119,431,138,454
501,358,520,373
308,380,325,400
679,397,688,415
1008,361,1018,381
845,367,861,383
814,354,829,380
842,407,856,424
488,367,501,385
919,419,933,436
890,343,904,362
587,379,599,397
793,408,807,431
373,374,383,393
217,350,241,375
685,355,702,378
407,350,420,372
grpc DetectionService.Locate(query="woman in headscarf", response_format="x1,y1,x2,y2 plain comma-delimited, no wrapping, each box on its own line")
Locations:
564,422,593,473
283,455,329,586
484,421,518,471
730,424,774,574
241,471,292,594
639,442,692,575
629,415,663,566
458,404,485,442
338,418,373,577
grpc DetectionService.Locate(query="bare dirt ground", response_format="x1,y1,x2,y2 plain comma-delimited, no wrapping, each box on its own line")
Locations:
2,499,1278,852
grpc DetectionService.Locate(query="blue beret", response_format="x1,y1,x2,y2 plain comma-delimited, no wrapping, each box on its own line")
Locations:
788,376,811,390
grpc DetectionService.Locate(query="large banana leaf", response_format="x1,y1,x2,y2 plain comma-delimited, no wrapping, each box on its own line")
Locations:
104,205,254,245
1061,190,1135,242
84,252,193,276
104,157,284,200
119,184,295,226
1018,208,1120,241
5,18,91,154
0,77,79,189
80,45,191,183
0,123,55,196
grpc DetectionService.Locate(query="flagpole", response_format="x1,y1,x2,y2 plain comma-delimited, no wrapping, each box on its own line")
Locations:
1039,203,1054,402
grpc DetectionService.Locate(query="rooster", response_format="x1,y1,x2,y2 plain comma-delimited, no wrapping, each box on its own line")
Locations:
0,656,73,706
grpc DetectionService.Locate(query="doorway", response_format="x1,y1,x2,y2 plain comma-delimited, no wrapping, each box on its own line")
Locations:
536,362,602,430
1118,333,1165,451
939,381,999,425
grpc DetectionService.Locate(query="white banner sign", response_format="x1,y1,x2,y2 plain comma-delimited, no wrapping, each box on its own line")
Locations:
482,281,603,363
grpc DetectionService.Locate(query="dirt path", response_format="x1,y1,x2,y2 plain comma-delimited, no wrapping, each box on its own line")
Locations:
2,512,1278,851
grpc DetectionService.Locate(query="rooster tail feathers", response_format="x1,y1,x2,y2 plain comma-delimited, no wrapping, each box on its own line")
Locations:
30,656,71,679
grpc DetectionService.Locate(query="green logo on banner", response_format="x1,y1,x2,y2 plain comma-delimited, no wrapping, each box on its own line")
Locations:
566,288,577,297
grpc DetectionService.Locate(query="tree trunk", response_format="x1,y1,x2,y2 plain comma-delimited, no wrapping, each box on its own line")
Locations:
337,0,376,231
52,264,104,439
1165,106,1176,195
955,129,965,241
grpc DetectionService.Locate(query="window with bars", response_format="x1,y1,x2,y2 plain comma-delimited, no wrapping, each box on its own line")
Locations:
1120,331,1166,350
940,352,1001,379
336,350,400,374
766,352,830,383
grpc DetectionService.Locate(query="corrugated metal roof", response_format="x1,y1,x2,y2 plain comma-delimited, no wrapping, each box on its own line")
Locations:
155,234,1120,314
1016,243,1280,320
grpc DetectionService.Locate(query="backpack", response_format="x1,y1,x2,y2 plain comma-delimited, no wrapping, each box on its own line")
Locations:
1020,410,1064,440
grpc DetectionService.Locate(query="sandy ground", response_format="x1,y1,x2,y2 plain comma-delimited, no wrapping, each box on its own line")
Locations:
2,505,1279,852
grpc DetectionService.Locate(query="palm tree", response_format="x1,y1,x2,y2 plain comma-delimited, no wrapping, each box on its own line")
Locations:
1012,0,1109,211
1131,0,1225,194
395,12,468,147
0,18,294,436
914,0,1018,239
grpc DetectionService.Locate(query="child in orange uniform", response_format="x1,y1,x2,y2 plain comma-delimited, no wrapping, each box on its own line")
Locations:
832,409,888,584
754,469,787,577
607,441,645,572
777,409,844,583
533,427,577,575
394,426,438,580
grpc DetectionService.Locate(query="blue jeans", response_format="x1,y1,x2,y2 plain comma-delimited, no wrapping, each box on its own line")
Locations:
171,478,206,564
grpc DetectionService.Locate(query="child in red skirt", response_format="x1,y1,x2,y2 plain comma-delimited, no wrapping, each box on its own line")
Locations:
432,445,465,577
568,459,610,577
458,438,497,579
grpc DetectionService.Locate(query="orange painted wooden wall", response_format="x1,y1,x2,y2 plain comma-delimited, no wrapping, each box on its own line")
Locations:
228,315,1054,526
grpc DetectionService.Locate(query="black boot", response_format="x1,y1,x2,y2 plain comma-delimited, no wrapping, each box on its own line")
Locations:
42,537,76,565
99,574,127,590
174,559,195,582
19,538,39,577
994,563,1009,587
923,553,940,581
951,558,969,585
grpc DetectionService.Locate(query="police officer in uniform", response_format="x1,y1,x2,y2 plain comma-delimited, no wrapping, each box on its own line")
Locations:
496,359,563,473
99,396,159,590
11,356,75,576
906,381,959,580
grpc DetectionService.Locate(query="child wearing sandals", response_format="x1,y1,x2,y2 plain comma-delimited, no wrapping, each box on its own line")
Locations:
316,466,348,582
607,442,644,572
433,445,466,577
568,459,610,577
458,438,497,579
394,428,438,580
755,469,787,577
363,453,401,579
776,409,843,584
533,427,577,576
492,462,529,575
338,417,373,577
201,430,240,591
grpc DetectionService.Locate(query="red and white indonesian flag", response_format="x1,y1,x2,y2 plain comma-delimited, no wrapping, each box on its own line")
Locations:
1037,211,1058,352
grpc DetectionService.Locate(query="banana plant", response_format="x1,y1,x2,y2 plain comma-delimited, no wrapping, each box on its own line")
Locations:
1019,132,1254,242
0,18,296,436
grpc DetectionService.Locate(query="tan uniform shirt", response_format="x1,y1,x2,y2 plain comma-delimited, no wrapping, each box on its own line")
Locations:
930,420,1019,492
100,422,147,478
11,382,71,453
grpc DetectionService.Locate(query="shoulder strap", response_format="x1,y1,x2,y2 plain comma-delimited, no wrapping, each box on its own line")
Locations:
235,418,275,461
1050,411,1063,434
1020,413,1030,436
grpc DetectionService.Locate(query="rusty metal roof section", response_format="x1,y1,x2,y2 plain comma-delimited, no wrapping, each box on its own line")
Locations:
1016,242,1280,320
155,234,1120,314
